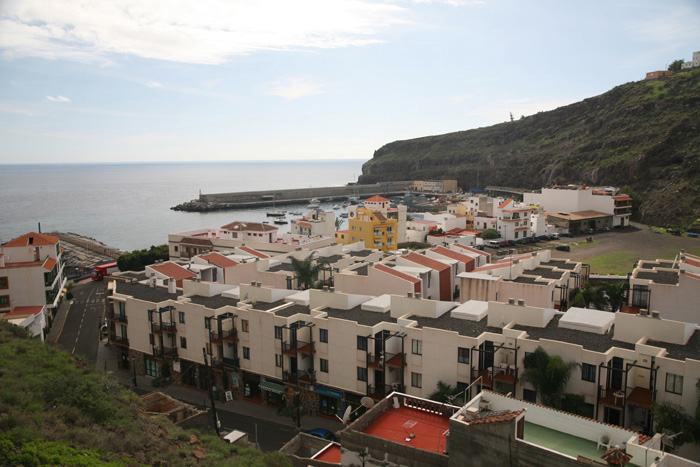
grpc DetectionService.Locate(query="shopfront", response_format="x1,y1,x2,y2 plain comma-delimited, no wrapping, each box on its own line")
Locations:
316,385,343,418
259,380,286,406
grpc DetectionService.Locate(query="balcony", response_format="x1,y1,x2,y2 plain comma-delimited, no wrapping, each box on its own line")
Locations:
283,340,314,356
222,357,240,368
471,368,493,388
107,311,127,323
599,386,655,409
111,334,129,347
283,369,315,385
368,352,406,369
210,357,224,371
151,322,177,334
210,329,237,344
153,346,178,359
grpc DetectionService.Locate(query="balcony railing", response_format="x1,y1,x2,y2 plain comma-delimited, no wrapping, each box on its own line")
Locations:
222,357,240,368
107,311,127,323
111,334,129,347
153,346,178,359
368,352,406,369
151,322,177,334
283,340,314,355
283,369,315,385
210,329,237,344
210,357,224,370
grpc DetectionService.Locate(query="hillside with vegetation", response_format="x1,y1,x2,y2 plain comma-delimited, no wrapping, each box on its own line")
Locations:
0,321,290,467
360,69,700,229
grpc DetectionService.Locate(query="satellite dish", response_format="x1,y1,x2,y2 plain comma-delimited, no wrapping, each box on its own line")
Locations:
661,429,682,451
341,406,352,424
361,397,375,409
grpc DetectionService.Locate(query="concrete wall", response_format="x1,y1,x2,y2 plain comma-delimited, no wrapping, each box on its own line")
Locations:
334,266,416,297
614,312,695,345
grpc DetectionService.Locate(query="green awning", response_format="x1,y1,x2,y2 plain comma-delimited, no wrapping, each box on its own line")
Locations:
259,381,286,395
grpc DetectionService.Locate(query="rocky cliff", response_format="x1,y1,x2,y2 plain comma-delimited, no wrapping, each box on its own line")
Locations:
360,70,700,228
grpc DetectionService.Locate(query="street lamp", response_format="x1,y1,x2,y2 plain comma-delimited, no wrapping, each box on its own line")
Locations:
131,356,137,387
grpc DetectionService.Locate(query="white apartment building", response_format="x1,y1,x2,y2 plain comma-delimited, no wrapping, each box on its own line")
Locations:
0,305,46,340
681,51,700,70
290,210,335,238
625,252,700,325
0,232,66,334
106,276,700,457
523,186,632,228
422,212,468,232
496,199,533,241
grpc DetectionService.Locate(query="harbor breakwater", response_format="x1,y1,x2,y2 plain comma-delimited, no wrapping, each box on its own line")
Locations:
171,181,413,212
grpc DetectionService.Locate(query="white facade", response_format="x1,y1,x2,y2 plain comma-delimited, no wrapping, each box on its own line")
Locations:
290,210,335,238
422,212,467,232
495,199,533,241
681,51,700,70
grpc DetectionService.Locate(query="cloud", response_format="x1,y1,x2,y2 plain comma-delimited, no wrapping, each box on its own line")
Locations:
264,78,326,100
145,81,162,88
0,0,407,65
46,95,71,102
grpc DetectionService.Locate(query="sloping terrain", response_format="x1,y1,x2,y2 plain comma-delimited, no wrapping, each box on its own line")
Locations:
360,70,700,228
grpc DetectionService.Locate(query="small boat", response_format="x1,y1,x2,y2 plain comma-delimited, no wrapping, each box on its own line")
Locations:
342,202,348,208
289,211,302,216
349,196,359,205
333,205,340,210
267,210,285,217
308,198,320,208
340,213,348,218
273,219,288,225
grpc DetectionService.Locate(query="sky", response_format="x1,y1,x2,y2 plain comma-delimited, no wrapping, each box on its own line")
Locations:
1,0,699,164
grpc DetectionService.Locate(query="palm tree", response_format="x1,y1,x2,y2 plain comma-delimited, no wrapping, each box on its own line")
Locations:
428,380,461,403
334,218,345,231
290,253,321,290
521,347,580,409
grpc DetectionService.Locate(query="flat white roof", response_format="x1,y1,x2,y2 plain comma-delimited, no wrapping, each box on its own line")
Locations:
362,294,392,313
285,289,310,306
558,307,615,334
457,272,501,281
451,300,489,321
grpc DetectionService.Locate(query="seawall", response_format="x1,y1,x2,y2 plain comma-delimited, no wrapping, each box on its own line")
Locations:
172,181,413,212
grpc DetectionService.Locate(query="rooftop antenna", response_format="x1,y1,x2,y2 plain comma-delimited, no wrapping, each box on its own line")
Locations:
336,396,375,424
661,429,682,452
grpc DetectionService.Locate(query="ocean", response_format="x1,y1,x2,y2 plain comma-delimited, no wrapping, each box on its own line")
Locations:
0,160,365,252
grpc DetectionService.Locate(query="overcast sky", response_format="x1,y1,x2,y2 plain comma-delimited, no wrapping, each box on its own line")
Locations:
1,0,699,164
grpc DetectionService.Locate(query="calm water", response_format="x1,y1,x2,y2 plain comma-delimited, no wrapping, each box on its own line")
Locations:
0,160,365,251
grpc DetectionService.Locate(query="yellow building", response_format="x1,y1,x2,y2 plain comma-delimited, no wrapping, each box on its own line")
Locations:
346,208,398,252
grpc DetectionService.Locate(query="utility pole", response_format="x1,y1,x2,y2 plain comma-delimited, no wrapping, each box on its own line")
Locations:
202,348,220,436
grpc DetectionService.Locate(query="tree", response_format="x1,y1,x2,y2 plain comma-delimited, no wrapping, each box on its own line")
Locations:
64,281,76,300
521,347,580,409
602,282,628,312
481,229,499,240
668,59,684,72
580,282,607,310
652,401,699,450
428,228,445,236
406,214,414,222
290,252,321,290
428,380,461,403
334,217,345,231
573,292,586,308
117,245,169,272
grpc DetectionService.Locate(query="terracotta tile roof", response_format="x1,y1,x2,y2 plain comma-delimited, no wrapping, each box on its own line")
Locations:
0,260,42,269
498,199,512,209
683,254,700,268
149,262,197,282
199,252,238,268
613,195,633,201
432,246,476,270
374,212,387,221
375,263,421,284
687,272,700,281
403,252,450,272
296,221,311,227
452,244,490,258
3,232,59,247
221,221,278,232
467,409,525,425
239,246,269,259
365,195,389,202
181,237,213,246
42,257,58,271
1,306,43,318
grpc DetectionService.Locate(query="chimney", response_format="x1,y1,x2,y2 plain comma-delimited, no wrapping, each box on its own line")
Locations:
415,292,422,299
256,282,262,287
323,286,329,292
329,287,335,292
149,277,155,288
250,281,256,286
639,309,648,317
508,298,515,305
517,299,525,306
168,278,177,294
407,292,414,298
651,310,661,319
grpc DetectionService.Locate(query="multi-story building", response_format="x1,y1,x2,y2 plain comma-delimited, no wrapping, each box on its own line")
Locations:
0,305,46,340
495,199,533,241
523,185,632,229
290,210,335,238
345,207,398,252
107,275,700,459
624,251,700,325
681,51,700,70
413,180,459,193
0,232,66,334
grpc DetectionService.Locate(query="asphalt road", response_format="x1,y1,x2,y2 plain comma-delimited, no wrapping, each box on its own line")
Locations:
56,280,105,364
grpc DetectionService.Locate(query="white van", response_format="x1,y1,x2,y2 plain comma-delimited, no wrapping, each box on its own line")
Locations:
486,240,503,248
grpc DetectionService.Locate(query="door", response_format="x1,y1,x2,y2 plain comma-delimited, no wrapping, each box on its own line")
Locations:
481,341,494,369
374,369,385,394
609,357,623,390
605,407,621,426
120,351,130,370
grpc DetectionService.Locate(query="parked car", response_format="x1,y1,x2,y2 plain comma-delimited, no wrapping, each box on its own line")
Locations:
306,428,337,442
556,245,571,252
560,232,573,237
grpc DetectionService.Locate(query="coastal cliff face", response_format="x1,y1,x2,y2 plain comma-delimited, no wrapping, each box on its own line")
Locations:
360,70,700,228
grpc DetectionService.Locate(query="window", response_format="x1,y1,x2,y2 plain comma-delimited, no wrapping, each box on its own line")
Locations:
412,339,422,355
523,388,536,403
666,373,683,395
320,358,329,373
145,357,159,377
357,335,368,351
180,336,187,349
204,317,211,329
582,363,596,383
149,334,154,345
0,296,9,307
275,354,282,367
243,347,250,360
274,325,282,339
241,319,249,332
458,347,469,364
319,328,328,343
632,285,649,308
0,277,7,289
178,311,185,324
357,367,368,382
411,372,422,388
